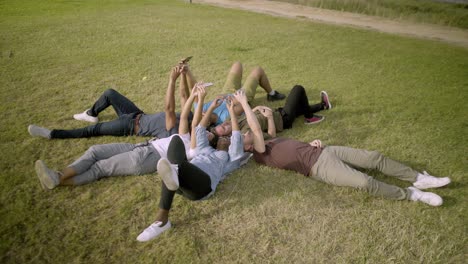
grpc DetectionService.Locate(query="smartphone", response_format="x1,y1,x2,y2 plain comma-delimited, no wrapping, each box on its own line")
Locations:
202,82,213,88
181,56,193,63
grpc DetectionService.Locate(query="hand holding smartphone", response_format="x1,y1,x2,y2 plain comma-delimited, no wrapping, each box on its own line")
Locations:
181,56,193,64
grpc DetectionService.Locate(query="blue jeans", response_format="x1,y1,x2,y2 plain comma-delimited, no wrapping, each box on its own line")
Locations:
51,89,143,138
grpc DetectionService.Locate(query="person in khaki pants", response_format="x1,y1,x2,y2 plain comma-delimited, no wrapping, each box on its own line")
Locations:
236,92,451,206
251,137,450,206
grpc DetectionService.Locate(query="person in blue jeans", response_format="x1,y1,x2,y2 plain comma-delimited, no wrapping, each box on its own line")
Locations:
28,64,191,139
136,90,263,242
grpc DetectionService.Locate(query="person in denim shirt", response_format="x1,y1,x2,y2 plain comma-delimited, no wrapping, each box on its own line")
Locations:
136,90,262,242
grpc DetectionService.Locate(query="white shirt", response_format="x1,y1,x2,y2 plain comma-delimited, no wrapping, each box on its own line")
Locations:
150,133,193,160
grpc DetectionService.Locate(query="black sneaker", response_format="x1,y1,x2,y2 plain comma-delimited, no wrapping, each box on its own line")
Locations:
267,91,286,101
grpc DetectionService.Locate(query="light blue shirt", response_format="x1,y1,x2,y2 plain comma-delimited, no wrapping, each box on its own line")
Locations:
194,101,230,125
191,125,244,198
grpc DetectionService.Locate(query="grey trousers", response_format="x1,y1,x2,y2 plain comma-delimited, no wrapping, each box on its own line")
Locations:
310,146,419,200
68,142,161,185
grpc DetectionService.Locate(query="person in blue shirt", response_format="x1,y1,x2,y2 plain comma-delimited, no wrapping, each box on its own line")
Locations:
189,61,286,126
136,90,263,242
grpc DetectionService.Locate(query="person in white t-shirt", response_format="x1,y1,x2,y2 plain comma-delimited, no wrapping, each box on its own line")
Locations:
33,82,209,189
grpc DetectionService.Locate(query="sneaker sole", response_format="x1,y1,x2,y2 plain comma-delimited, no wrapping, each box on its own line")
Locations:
413,178,451,189
73,114,98,123
321,91,332,110
35,160,56,190
137,221,171,242
304,116,325,125
157,159,179,191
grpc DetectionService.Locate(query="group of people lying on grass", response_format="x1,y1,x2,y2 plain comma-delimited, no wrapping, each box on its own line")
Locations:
29,59,451,242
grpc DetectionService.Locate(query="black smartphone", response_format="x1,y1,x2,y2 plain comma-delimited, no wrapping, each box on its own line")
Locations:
181,56,193,63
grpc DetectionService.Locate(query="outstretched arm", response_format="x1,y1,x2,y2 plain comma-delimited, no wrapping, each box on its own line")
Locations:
226,97,239,132
190,83,209,149
233,90,265,153
199,95,224,128
165,66,182,131
179,64,190,111
179,83,200,135
254,106,276,138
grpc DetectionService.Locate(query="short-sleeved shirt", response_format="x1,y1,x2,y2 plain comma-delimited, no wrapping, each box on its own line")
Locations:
150,133,192,160
191,125,244,198
194,101,230,126
138,112,184,138
253,137,322,176
237,110,283,140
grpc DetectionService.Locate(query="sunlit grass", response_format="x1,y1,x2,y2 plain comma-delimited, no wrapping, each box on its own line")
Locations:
0,0,467,263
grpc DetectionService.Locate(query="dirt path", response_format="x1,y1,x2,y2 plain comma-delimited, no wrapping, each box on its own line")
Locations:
194,0,468,49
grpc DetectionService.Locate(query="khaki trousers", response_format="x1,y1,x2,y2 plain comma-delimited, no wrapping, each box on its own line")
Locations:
310,146,418,200
223,70,259,102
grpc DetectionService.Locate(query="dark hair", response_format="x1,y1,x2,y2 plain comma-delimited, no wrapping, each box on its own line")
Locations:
216,136,231,151
208,127,219,148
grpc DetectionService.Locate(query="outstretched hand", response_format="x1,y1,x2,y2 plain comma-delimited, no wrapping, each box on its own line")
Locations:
170,66,182,81
193,82,207,100
309,139,322,148
254,106,273,118
210,95,224,109
232,89,248,105
226,96,236,115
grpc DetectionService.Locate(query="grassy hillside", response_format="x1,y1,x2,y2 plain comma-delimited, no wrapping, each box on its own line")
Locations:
0,0,467,263
274,0,468,28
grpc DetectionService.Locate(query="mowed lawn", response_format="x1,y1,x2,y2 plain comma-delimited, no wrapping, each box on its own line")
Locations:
0,0,467,263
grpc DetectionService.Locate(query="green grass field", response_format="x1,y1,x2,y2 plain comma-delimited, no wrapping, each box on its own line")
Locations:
274,0,468,28
1,0,467,263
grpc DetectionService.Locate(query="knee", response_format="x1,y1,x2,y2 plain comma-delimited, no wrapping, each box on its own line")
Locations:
368,150,384,164
230,61,243,72
103,88,118,97
85,145,100,158
291,85,305,93
352,176,372,191
251,66,264,76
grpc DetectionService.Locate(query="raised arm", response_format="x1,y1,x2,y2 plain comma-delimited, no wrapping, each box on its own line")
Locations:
164,66,182,131
190,84,209,149
233,90,265,153
254,106,276,138
179,83,200,135
199,95,224,128
179,64,190,111
226,97,239,132
178,57,197,92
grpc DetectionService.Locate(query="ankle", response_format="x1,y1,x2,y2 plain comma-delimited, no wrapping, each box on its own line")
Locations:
86,110,96,117
155,209,170,224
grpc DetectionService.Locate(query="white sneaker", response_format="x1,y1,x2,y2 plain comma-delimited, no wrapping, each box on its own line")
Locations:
157,158,179,191
413,171,451,189
408,187,443,206
73,109,98,123
28,125,51,139
35,160,59,190
136,221,171,242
